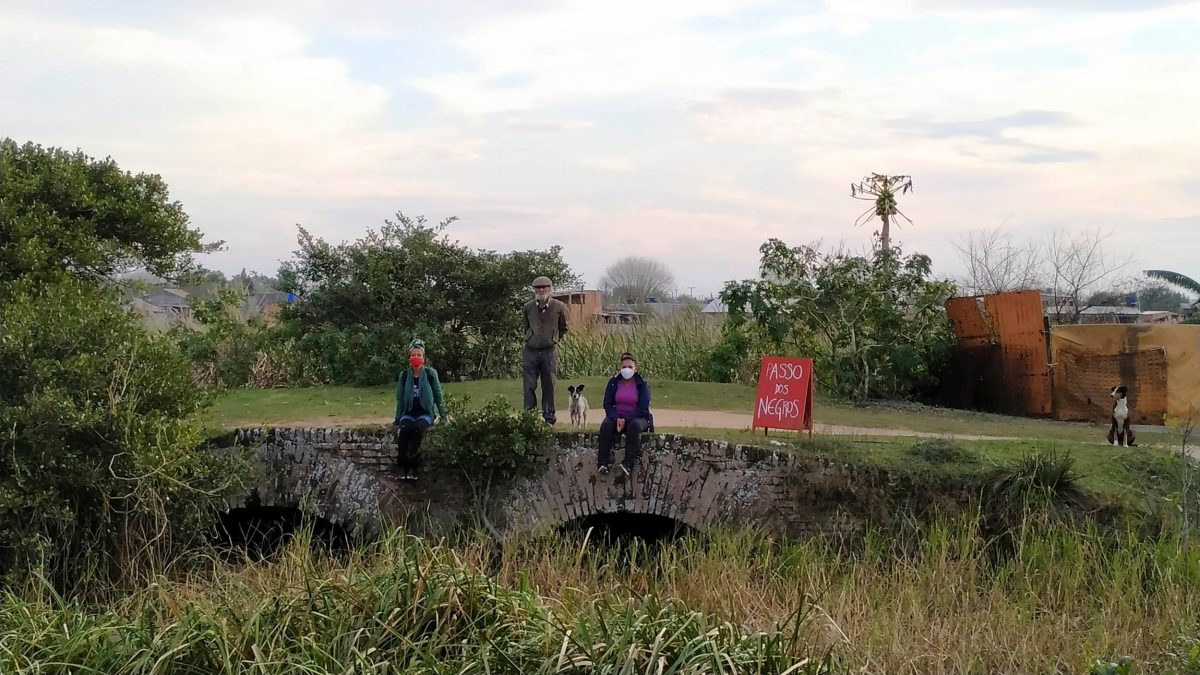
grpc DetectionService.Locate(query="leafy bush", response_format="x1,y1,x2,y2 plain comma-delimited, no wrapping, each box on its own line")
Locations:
908,439,976,464
427,395,555,482
721,240,956,400
0,279,251,588
170,288,298,388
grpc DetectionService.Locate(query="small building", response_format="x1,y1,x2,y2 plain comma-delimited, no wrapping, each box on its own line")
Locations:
600,308,644,324
552,289,604,326
1078,306,1141,324
241,290,294,323
1040,289,1077,318
700,298,726,317
138,288,193,325
1140,310,1182,325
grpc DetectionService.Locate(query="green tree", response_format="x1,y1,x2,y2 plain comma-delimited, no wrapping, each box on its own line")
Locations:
1134,285,1190,312
0,140,246,590
0,138,217,285
721,241,955,400
277,213,577,384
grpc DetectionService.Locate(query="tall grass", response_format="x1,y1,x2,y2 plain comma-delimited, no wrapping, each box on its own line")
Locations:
560,311,723,381
1,529,831,675
5,517,1199,674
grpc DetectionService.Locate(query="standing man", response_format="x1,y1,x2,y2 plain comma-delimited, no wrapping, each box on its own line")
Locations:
522,276,569,424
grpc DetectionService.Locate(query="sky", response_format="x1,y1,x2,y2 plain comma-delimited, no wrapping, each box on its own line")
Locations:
3,0,1198,297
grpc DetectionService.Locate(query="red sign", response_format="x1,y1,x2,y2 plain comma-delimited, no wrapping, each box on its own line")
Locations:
752,356,814,434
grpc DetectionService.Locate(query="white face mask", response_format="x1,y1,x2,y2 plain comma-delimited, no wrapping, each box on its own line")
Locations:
620,367,635,380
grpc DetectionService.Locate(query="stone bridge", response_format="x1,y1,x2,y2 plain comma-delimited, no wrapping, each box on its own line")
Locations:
214,427,867,538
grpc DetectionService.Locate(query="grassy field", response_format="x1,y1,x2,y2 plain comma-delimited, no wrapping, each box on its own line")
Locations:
209,378,1164,445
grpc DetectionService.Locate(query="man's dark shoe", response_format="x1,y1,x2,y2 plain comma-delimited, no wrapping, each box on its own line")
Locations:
598,464,610,475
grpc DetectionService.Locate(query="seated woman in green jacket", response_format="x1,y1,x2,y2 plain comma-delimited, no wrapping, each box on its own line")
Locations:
393,339,447,481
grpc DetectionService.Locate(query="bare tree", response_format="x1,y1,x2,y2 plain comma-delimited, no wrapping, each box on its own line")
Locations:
851,173,913,251
1045,228,1132,324
601,256,676,303
954,227,1043,296
952,226,1132,322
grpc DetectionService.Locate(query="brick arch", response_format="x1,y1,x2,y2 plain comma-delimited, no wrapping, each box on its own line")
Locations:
219,428,387,534
499,433,795,536
217,429,809,539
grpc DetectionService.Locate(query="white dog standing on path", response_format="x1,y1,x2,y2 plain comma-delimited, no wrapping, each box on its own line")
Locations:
568,384,588,429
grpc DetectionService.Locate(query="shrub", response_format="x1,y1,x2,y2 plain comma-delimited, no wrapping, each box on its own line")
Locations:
170,288,298,388
427,395,555,483
722,240,956,400
908,439,976,464
0,279,251,589
986,449,1083,524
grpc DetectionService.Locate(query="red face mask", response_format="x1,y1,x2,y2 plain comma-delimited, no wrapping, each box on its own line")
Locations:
409,356,424,368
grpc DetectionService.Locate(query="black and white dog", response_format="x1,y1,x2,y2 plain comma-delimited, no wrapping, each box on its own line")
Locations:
568,384,589,429
1107,385,1137,447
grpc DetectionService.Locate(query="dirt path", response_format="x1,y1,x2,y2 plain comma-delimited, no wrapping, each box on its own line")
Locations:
252,408,1019,442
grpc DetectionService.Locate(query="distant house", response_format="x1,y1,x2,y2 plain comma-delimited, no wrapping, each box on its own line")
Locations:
700,298,726,317
1078,306,1141,324
552,289,603,326
1140,310,1182,325
1040,289,1077,318
241,290,294,323
139,288,193,325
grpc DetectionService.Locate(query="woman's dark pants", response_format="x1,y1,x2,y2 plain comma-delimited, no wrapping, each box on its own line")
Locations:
598,416,649,470
396,417,431,474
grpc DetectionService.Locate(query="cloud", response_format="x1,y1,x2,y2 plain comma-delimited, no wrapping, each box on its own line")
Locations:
499,117,594,133
915,0,1195,12
888,110,1095,164
582,157,637,172
889,110,1078,140
0,9,483,200
686,86,833,116
1015,149,1098,164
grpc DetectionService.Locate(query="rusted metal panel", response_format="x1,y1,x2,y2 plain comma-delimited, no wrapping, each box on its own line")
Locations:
941,290,1052,417
1053,348,1168,424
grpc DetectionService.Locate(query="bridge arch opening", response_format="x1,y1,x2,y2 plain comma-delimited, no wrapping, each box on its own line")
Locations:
212,502,352,559
558,512,695,548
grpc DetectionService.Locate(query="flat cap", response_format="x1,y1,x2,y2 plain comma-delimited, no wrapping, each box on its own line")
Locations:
531,276,553,287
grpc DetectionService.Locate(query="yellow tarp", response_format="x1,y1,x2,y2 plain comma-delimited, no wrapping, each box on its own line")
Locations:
1051,324,1200,424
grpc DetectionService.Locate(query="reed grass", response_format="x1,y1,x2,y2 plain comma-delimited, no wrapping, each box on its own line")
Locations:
3,517,1198,674
559,312,723,382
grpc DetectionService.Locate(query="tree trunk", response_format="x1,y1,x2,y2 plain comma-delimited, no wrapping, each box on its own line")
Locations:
880,212,891,251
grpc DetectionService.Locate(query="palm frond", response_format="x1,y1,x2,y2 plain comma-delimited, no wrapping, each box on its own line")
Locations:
1144,269,1200,297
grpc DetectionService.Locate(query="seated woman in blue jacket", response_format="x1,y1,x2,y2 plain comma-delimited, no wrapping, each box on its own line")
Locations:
393,338,447,481
598,352,654,476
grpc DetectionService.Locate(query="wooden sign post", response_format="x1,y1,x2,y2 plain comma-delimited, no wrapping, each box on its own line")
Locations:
752,356,814,436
